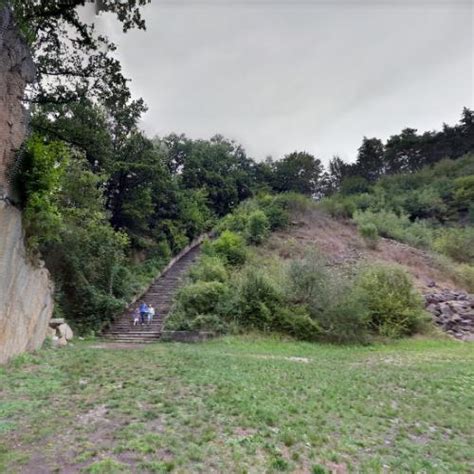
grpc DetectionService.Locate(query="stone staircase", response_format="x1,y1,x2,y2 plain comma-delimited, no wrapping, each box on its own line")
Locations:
104,245,201,343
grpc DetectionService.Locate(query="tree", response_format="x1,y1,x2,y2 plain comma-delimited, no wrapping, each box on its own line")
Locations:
384,128,422,174
323,155,351,193
10,0,150,110
354,137,385,182
272,152,323,196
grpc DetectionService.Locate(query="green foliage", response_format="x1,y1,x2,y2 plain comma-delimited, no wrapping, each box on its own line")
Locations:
271,152,323,196
353,264,426,338
453,175,474,211
319,195,356,218
353,209,408,241
245,210,270,245
455,264,474,292
340,176,370,195
433,227,474,264
286,252,369,343
18,137,67,252
175,281,228,318
358,222,379,249
204,231,247,266
234,268,284,330
353,209,434,248
189,256,228,283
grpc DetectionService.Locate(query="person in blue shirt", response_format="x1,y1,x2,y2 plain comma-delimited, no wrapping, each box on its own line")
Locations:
139,302,148,326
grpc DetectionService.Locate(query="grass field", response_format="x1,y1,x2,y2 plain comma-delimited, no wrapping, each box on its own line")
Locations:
0,336,473,473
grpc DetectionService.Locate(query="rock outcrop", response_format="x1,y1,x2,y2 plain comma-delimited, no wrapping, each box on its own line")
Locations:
0,6,54,364
424,290,474,341
49,319,74,347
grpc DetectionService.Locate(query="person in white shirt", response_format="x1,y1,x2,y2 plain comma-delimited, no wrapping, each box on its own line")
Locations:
147,305,155,325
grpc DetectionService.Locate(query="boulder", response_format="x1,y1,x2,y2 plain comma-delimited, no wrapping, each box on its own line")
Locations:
57,336,68,347
57,323,73,341
49,318,65,328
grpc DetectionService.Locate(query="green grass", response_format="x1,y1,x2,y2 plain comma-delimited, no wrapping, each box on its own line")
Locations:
0,336,473,472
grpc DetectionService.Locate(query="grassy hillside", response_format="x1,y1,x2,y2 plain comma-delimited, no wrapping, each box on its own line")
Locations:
320,154,474,292
1,337,473,473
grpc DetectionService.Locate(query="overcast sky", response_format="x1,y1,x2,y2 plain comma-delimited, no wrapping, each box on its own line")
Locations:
98,0,473,164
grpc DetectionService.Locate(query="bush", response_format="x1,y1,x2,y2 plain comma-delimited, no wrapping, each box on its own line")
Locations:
235,269,283,330
259,198,290,230
188,256,228,282
359,222,379,249
275,306,321,341
175,281,228,317
455,264,474,292
217,209,249,234
353,209,408,241
286,251,332,311
433,227,474,264
246,210,270,245
353,264,426,338
319,196,356,218
286,252,369,343
177,281,227,316
204,231,247,265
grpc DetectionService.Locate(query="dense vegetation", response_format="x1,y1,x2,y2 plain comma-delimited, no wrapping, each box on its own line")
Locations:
166,195,429,343
6,2,474,333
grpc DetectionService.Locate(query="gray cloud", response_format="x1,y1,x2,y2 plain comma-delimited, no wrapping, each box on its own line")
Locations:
98,0,473,164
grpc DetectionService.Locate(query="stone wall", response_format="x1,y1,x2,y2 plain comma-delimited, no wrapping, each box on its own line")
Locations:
0,6,54,364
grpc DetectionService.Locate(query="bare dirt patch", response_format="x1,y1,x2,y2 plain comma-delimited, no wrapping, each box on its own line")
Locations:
89,342,149,350
269,209,461,292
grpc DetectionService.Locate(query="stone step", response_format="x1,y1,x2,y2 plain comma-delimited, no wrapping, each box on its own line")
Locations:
103,244,202,342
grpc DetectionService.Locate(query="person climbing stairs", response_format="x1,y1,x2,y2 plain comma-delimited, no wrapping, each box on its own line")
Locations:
104,245,201,343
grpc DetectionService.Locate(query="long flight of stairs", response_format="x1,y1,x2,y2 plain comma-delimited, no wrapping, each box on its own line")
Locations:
104,245,201,343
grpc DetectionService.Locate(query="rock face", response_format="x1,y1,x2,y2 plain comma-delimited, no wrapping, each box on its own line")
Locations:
0,6,35,198
0,202,54,363
424,290,474,341
0,7,54,364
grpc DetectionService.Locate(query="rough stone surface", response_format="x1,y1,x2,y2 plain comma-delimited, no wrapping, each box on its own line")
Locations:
0,7,54,364
424,288,474,341
50,318,65,327
58,323,73,341
0,7,35,198
0,203,54,364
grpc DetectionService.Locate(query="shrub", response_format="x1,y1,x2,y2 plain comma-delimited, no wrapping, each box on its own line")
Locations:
246,210,270,245
319,196,356,219
286,252,369,343
204,231,247,265
276,306,321,341
235,269,283,330
359,222,379,249
217,209,249,234
433,227,474,264
401,220,434,249
455,264,474,292
174,281,228,317
189,256,228,282
353,264,426,338
353,209,408,241
453,175,474,211
286,251,332,311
